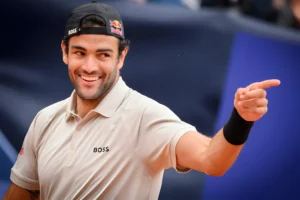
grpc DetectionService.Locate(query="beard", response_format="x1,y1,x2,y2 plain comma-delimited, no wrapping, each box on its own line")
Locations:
69,65,119,101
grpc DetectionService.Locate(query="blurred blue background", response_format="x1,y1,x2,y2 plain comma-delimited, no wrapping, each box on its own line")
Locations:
1,0,299,199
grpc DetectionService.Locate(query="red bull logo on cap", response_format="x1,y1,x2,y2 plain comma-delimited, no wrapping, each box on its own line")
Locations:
109,20,123,37
110,20,123,29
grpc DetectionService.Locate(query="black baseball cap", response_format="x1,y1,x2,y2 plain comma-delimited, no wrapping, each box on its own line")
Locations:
64,0,125,40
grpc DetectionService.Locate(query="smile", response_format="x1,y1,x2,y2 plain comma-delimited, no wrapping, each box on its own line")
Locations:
79,75,100,82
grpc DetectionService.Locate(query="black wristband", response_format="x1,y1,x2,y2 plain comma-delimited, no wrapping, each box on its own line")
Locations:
223,108,254,145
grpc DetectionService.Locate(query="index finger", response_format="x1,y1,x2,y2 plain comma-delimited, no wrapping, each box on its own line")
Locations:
254,79,281,89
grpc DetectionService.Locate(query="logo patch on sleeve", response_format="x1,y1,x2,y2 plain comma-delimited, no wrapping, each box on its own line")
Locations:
19,147,24,155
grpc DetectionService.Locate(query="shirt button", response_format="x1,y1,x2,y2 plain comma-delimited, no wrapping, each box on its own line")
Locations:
70,145,75,151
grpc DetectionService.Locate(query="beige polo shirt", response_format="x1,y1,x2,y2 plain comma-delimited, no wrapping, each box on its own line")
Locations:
10,76,197,200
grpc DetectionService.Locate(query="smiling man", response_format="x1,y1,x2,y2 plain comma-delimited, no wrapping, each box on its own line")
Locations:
3,1,280,200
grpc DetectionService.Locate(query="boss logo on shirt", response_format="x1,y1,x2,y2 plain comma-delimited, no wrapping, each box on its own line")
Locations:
93,147,109,153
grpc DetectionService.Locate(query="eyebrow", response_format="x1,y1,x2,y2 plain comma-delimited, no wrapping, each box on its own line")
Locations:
71,45,86,51
71,45,114,53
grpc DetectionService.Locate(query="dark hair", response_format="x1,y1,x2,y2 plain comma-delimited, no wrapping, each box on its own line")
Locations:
63,15,130,58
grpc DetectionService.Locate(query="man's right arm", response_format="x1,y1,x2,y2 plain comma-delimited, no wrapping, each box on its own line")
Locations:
5,111,43,200
3,183,40,200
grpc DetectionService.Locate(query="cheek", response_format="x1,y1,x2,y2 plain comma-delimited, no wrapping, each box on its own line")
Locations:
68,65,80,81
68,57,79,67
68,59,82,74
68,64,76,74
102,60,118,73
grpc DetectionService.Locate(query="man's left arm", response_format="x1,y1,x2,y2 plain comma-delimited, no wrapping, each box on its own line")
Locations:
176,79,281,176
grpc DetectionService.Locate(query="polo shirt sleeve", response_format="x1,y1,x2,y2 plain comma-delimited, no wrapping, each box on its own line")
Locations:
10,113,41,191
137,101,197,174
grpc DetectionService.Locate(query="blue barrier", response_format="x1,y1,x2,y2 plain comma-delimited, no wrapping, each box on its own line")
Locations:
202,31,300,200
0,131,15,198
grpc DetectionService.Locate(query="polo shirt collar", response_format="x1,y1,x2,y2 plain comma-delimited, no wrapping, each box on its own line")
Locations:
66,90,77,120
65,76,129,119
94,76,129,117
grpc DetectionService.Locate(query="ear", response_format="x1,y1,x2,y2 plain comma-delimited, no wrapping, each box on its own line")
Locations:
117,48,129,70
61,41,68,65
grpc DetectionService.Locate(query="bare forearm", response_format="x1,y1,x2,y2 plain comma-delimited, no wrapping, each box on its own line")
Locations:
204,107,254,175
27,190,40,200
3,183,40,200
205,128,244,175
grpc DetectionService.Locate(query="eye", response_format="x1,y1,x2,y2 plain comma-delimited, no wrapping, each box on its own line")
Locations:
75,51,85,56
98,53,110,58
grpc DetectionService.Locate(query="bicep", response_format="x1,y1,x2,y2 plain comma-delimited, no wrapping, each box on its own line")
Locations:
176,131,212,173
3,183,40,200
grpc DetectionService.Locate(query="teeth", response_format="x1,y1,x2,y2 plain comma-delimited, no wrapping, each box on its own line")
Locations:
81,75,100,82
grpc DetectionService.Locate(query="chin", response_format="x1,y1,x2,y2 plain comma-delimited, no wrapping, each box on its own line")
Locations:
77,89,102,101
80,95,98,100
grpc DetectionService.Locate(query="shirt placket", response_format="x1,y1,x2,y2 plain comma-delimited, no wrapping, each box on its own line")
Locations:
66,116,82,166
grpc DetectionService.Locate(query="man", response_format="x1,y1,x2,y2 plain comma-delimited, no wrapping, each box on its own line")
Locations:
3,1,280,200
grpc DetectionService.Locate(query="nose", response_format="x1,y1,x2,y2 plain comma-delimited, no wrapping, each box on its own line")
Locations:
81,55,98,74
